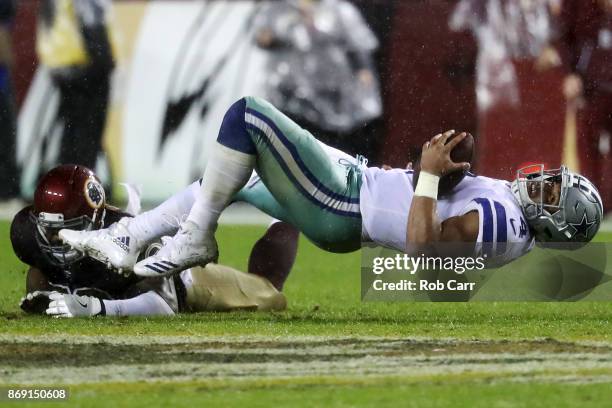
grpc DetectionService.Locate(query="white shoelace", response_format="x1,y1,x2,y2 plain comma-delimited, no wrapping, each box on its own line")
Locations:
156,223,195,258
161,213,188,230
158,234,182,258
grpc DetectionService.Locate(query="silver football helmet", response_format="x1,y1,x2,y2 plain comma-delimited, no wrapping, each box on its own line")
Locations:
511,164,603,242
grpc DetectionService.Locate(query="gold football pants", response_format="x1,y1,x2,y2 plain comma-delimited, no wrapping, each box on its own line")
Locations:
183,264,287,312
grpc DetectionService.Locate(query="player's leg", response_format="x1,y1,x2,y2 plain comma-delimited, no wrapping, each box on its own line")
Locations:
59,180,202,270
48,219,298,317
247,221,299,291
134,96,364,277
118,219,296,313
232,139,358,226
182,264,287,312
45,264,287,317
60,167,288,270
202,96,363,247
227,97,364,250
59,166,286,271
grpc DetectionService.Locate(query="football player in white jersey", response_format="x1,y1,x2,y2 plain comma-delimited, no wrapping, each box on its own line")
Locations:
60,97,604,278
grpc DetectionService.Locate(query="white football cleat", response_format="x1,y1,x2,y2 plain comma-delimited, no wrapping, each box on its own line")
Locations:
59,217,145,272
133,221,218,277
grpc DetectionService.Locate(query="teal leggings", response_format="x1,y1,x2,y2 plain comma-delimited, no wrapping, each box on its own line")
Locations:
224,97,363,253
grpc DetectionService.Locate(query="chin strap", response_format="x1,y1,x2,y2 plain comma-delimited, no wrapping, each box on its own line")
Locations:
93,206,107,229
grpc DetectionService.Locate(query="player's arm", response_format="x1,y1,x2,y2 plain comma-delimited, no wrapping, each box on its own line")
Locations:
51,0,114,84
20,267,54,314
407,131,474,247
77,0,114,76
45,290,175,318
25,267,51,293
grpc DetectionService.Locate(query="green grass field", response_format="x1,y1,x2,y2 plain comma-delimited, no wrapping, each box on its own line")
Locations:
1,221,612,407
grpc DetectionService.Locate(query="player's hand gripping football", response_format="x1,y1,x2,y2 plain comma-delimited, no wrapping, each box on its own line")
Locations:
420,130,471,177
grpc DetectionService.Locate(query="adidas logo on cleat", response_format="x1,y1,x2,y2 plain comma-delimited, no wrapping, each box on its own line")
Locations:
144,261,179,275
112,236,131,253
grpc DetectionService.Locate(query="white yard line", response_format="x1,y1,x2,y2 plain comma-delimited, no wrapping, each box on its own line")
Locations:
1,334,610,347
2,336,612,386
3,351,611,386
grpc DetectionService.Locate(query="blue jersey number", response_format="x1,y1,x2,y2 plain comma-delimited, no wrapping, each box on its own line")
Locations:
510,217,528,238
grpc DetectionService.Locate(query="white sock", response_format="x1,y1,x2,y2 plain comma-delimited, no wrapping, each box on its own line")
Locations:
102,291,175,316
127,181,200,243
187,142,255,231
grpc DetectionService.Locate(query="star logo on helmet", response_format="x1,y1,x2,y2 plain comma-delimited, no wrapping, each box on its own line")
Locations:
568,212,596,239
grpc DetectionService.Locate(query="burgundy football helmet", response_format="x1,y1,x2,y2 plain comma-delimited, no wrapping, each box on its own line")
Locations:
31,164,106,266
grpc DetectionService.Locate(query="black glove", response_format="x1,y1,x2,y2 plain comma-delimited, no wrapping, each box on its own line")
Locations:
19,291,53,314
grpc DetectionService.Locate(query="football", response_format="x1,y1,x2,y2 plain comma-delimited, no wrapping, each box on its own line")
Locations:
412,132,475,196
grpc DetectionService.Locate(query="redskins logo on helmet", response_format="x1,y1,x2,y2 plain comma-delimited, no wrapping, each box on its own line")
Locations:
84,177,105,210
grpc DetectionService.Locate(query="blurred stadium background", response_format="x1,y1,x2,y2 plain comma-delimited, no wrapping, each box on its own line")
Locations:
2,0,610,220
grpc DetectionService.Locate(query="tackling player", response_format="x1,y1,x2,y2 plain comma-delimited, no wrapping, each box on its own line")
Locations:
61,97,604,278
13,164,294,317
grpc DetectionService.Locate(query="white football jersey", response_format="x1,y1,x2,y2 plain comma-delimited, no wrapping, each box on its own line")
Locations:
359,168,534,265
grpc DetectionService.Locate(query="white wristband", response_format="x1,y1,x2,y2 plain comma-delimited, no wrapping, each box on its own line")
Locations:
414,171,440,200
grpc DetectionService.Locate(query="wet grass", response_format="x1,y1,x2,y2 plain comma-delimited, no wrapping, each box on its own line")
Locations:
1,224,612,340
1,222,612,406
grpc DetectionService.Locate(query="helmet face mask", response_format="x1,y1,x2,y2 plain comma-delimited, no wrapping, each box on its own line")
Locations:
31,165,106,267
31,212,95,267
515,165,567,214
512,164,603,243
